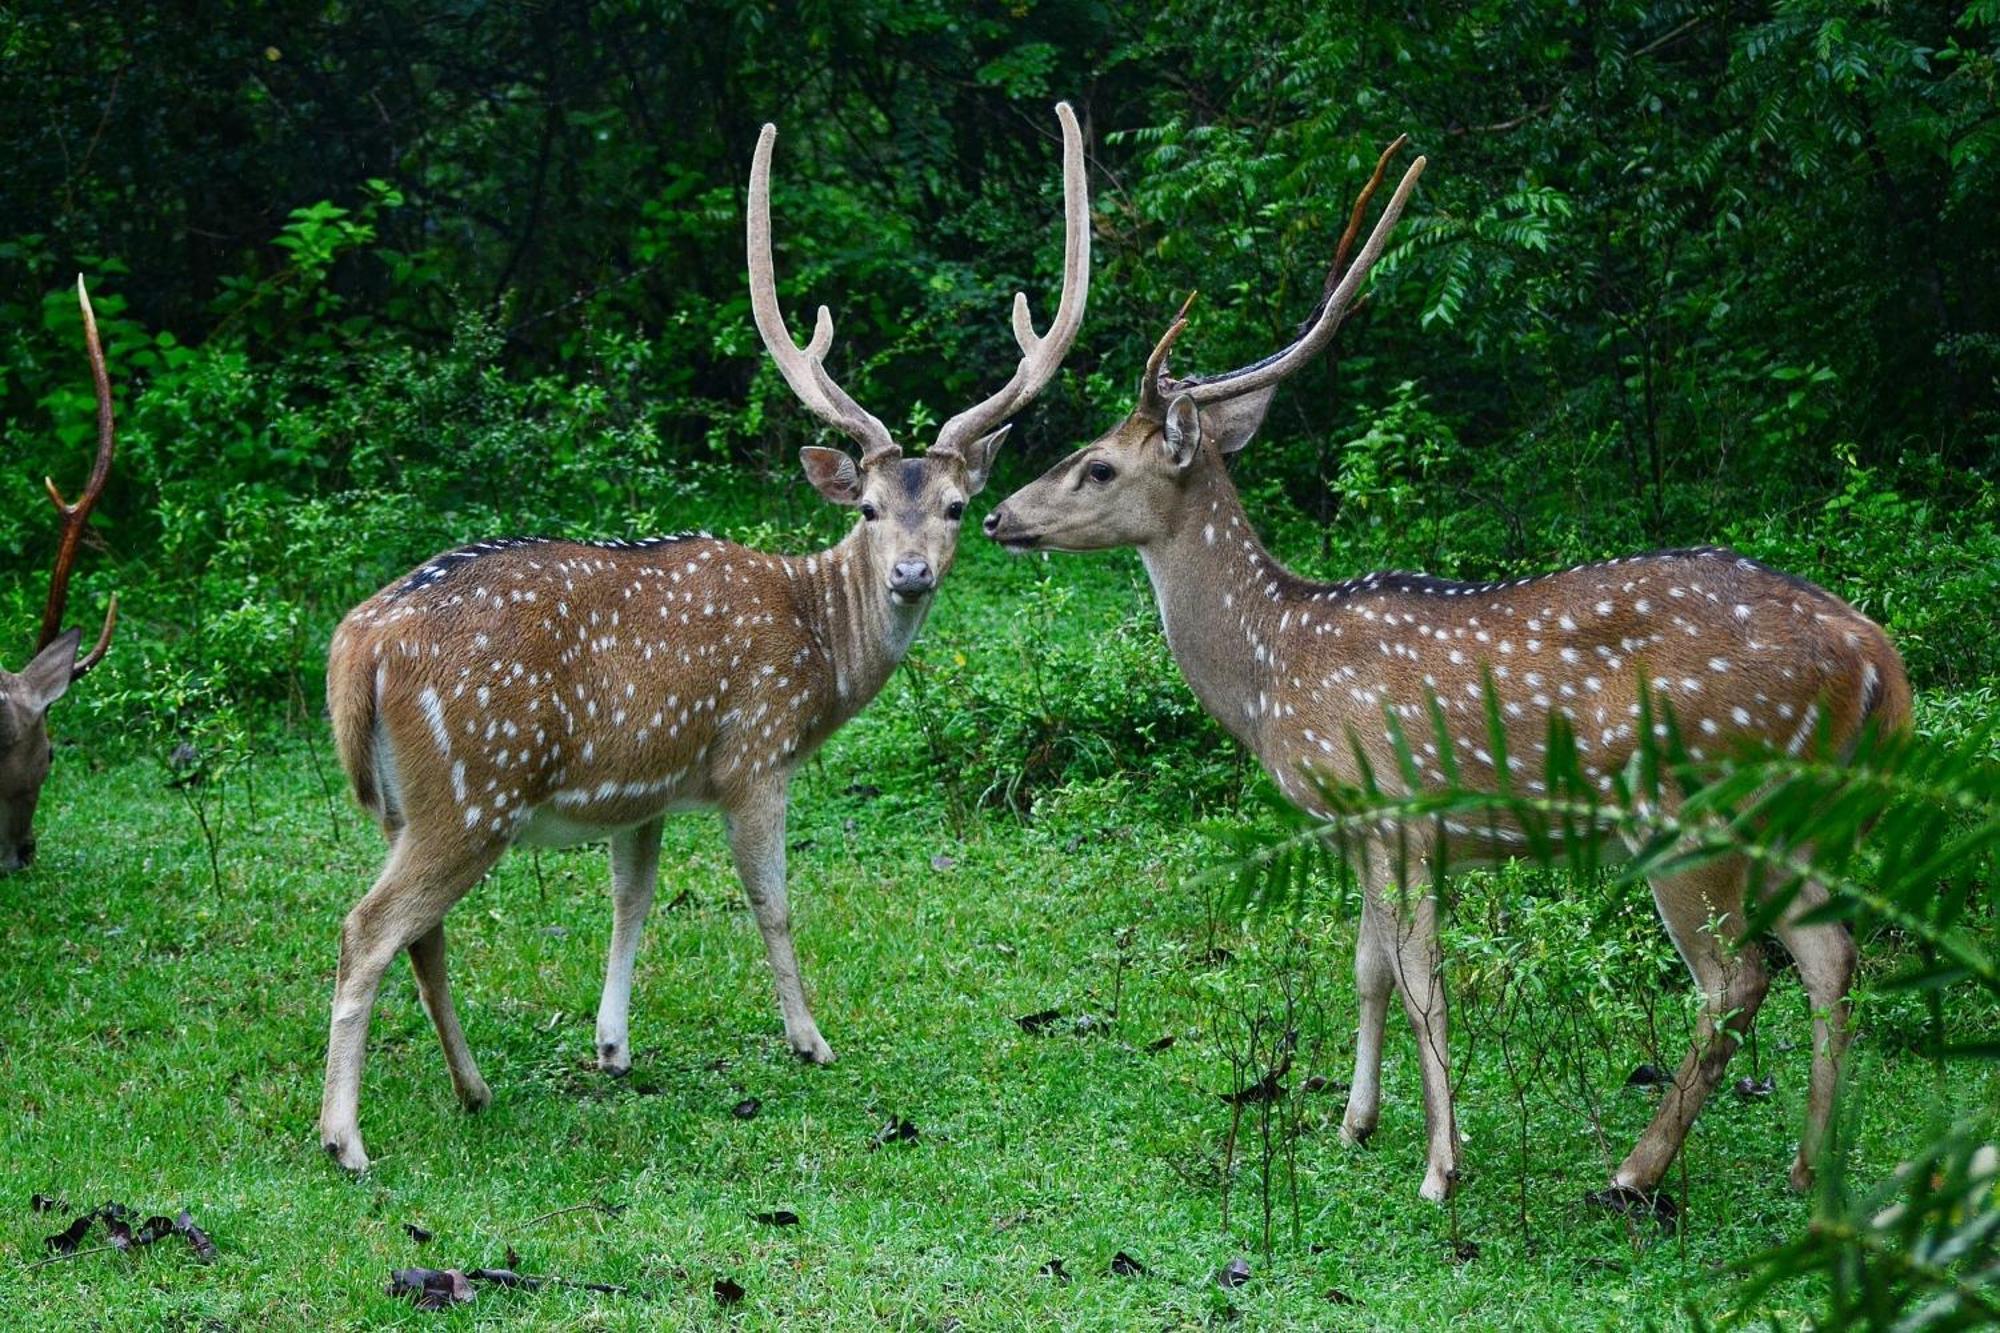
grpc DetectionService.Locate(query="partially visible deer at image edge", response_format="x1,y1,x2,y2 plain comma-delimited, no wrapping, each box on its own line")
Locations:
1,277,120,874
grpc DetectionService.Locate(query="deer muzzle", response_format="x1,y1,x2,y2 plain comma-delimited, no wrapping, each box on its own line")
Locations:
889,557,936,602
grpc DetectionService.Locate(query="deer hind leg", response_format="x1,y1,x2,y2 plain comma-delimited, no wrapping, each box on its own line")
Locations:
1774,875,1855,1192
725,785,833,1065
596,817,665,1075
1613,855,1768,1194
319,833,498,1173
1342,886,1395,1148
408,922,489,1112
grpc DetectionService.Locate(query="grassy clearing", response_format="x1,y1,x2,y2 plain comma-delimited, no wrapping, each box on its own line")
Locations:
2,540,1995,1330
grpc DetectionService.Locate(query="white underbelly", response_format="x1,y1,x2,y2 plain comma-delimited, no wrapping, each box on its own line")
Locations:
514,793,715,848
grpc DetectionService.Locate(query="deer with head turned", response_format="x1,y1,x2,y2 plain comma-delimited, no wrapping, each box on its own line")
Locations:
986,140,1910,1204
2,277,120,874
317,104,1089,1171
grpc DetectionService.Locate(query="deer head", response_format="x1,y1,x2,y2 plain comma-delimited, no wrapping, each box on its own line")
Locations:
986,139,1423,553
2,277,118,873
751,102,1090,604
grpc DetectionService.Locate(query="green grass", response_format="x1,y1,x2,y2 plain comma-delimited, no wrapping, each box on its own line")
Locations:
2,537,1995,1330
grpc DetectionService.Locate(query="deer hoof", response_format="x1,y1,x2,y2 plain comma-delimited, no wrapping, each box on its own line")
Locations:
323,1132,371,1174
457,1077,493,1113
1420,1167,1458,1203
1789,1157,1816,1193
791,1032,836,1066
1340,1116,1377,1148
598,1041,631,1077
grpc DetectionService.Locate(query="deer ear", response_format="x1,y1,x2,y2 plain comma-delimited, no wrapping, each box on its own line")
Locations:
1207,386,1277,455
1162,393,1203,470
957,424,1011,496
19,629,81,711
800,447,863,506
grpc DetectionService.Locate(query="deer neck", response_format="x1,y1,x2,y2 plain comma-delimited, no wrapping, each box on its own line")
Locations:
789,527,929,722
1136,460,1291,749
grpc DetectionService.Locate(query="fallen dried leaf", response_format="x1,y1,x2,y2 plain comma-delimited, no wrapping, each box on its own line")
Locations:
1624,1063,1670,1088
1037,1257,1070,1284
1015,1009,1061,1035
1302,1075,1349,1094
930,854,958,872
1450,1239,1481,1263
750,1209,799,1227
1109,1250,1148,1277
732,1097,762,1120
176,1209,218,1264
1219,1071,1286,1105
43,1213,93,1254
1214,1256,1252,1289
869,1116,920,1150
1326,1288,1359,1305
1144,1034,1176,1053
30,1193,66,1214
387,1267,475,1310
713,1275,745,1306
1733,1074,1776,1101
404,1222,433,1244
1585,1185,1680,1233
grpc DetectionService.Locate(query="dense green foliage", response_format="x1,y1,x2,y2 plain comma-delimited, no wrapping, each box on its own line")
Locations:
2,1,1997,1325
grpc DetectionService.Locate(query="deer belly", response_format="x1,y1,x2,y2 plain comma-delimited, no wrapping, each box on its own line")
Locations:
514,775,712,848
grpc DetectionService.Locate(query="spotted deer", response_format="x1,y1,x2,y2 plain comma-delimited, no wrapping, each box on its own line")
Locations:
318,104,1089,1171
985,140,1909,1203
3,277,119,874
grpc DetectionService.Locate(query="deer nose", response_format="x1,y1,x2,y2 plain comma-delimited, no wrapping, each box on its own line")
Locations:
982,507,1006,537
889,558,935,595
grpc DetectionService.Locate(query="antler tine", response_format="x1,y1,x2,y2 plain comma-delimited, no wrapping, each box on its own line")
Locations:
1185,145,1426,405
1324,133,1409,304
38,276,118,678
746,124,900,468
1136,290,1198,416
931,101,1091,461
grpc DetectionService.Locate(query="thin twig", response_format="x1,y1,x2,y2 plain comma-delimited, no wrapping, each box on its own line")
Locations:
25,1244,121,1272
520,1201,619,1229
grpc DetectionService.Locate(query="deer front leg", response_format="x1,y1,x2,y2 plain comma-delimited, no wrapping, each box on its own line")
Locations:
1384,886,1460,1202
595,817,665,1075
1775,878,1855,1193
1342,889,1394,1148
725,786,834,1064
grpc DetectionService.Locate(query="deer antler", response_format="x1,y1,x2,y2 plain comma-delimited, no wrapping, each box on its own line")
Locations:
1135,290,1198,418
930,101,1092,462
37,276,118,680
747,124,901,469
1154,139,1426,407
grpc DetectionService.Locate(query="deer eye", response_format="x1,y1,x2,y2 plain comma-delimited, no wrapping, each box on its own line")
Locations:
944,501,965,522
860,503,879,521
1086,460,1116,484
